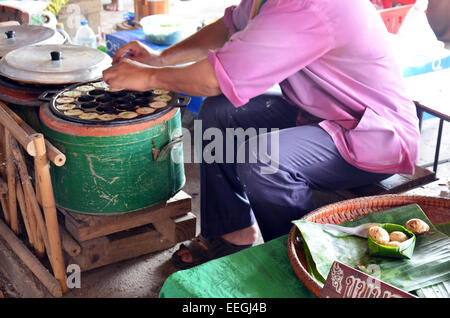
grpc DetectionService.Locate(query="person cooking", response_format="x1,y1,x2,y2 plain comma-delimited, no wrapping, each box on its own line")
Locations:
103,0,420,269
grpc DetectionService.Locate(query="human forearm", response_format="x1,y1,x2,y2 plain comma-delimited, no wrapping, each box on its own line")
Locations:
158,18,230,66
147,59,221,96
103,57,222,96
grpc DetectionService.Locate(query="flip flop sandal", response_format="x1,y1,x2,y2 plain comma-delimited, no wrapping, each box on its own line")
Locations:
171,235,253,270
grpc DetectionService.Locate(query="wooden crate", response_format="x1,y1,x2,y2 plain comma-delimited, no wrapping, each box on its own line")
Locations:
59,191,196,271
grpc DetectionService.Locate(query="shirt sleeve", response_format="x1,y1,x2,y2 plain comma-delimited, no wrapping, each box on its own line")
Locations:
222,0,254,34
208,1,335,107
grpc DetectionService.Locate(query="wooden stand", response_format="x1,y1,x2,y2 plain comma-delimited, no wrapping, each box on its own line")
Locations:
59,191,196,272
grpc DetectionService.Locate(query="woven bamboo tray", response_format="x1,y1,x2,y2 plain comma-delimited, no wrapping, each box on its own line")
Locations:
287,194,450,297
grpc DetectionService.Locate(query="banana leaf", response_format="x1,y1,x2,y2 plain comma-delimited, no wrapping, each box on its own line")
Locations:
415,222,450,298
436,222,450,236
292,204,450,295
367,223,415,259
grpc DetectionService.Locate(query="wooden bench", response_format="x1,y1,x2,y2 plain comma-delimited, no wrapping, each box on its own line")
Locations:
336,165,436,199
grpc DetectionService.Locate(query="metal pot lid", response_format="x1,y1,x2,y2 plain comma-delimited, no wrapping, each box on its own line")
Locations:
0,44,112,85
0,25,64,57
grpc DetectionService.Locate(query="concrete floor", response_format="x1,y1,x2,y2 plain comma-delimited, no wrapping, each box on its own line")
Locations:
1,0,449,298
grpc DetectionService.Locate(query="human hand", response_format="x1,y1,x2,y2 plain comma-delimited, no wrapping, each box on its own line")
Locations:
112,40,164,66
103,58,153,92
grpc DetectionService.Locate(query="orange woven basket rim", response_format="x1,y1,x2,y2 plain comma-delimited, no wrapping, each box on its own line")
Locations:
286,194,450,298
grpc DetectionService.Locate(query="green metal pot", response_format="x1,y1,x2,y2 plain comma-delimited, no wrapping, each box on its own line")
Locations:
39,104,185,215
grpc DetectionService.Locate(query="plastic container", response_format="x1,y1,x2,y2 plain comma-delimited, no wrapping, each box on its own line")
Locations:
56,23,72,44
371,0,416,9
74,20,97,49
382,0,416,8
379,4,414,34
140,14,186,45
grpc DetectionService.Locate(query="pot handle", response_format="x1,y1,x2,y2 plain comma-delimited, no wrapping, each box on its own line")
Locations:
38,90,59,102
154,136,183,162
171,94,191,108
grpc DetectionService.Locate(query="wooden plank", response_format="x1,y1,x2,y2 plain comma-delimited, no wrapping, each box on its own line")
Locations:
336,166,436,199
60,191,191,242
0,218,62,297
66,212,196,271
59,225,81,257
153,218,176,243
174,213,198,242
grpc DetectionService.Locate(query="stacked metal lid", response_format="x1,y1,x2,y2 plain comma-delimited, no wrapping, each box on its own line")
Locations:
0,24,64,56
0,24,112,85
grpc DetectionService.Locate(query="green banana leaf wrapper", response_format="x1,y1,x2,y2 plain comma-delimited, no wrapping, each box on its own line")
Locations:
292,204,450,296
367,223,415,259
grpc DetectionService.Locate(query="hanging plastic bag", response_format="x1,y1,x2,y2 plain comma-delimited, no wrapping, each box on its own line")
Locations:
397,0,444,50
389,0,450,76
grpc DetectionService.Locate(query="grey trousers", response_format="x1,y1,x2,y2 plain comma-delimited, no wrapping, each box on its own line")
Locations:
198,93,390,241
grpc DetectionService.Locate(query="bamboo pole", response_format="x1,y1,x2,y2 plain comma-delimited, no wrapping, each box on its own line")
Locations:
0,175,7,194
24,187,41,252
4,129,19,234
0,196,8,224
0,126,6,181
16,181,34,247
10,138,47,259
32,133,68,292
0,103,66,166
0,176,9,223
0,106,36,157
0,218,63,297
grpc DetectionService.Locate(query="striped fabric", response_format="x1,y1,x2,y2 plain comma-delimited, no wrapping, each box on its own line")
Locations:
249,0,268,19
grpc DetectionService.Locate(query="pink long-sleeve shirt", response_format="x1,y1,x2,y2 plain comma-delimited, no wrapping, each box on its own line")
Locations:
207,0,420,174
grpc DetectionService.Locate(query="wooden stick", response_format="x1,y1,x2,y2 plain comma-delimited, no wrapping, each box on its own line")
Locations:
0,196,9,224
0,106,36,157
16,181,34,247
0,218,63,297
0,103,66,166
59,225,81,257
10,138,47,259
24,188,43,256
0,175,7,194
32,133,68,292
0,176,9,223
4,129,19,234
